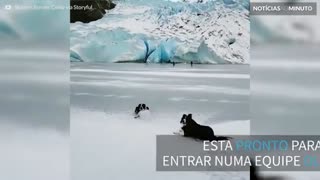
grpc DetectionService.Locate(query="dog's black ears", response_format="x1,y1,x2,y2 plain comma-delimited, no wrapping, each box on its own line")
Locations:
180,114,187,123
187,114,192,119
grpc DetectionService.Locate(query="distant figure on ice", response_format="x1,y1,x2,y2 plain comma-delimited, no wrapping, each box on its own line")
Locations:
172,61,175,67
134,103,150,118
190,61,193,67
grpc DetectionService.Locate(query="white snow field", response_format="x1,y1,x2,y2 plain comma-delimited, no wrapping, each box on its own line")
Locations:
0,43,69,180
70,0,249,64
251,44,320,180
0,1,69,180
71,63,250,180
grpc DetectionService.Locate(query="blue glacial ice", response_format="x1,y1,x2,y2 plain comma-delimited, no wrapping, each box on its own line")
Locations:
70,28,229,64
146,39,177,63
175,41,228,64
71,29,178,63
70,0,251,64
71,29,148,62
70,50,83,62
0,0,68,41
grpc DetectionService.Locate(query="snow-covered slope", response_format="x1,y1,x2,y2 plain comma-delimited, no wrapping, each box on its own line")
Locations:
70,0,250,64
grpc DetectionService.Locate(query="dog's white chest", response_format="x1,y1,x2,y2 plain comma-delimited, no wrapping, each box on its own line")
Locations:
135,110,151,120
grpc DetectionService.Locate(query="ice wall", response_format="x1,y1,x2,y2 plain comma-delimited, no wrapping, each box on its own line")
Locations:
0,0,68,41
70,0,250,64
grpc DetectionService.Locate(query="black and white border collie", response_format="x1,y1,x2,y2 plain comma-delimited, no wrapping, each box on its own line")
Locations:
134,103,149,118
178,114,230,141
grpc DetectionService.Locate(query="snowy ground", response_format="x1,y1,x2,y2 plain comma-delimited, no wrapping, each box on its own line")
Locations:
0,43,69,180
71,63,250,180
251,44,320,179
251,44,320,135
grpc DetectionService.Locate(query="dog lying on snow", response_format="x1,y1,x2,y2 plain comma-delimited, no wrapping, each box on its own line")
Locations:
134,103,150,118
176,114,231,141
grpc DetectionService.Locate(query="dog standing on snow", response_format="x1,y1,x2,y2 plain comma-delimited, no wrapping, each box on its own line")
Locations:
134,103,150,119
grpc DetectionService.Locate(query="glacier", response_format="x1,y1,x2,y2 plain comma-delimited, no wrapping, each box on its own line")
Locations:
0,0,68,41
71,29,147,62
70,0,250,64
1,0,319,53
146,39,177,63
